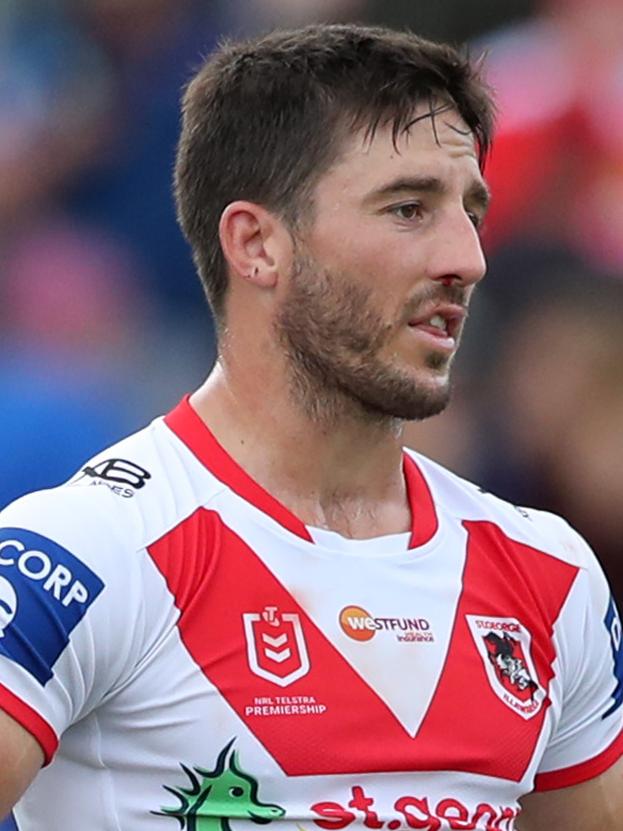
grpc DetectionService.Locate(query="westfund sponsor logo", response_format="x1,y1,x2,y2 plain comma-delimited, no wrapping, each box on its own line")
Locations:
339,605,433,643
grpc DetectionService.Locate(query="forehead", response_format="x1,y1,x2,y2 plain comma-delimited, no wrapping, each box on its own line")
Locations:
316,106,483,201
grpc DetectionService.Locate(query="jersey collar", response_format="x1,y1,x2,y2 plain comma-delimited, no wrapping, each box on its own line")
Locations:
164,395,438,549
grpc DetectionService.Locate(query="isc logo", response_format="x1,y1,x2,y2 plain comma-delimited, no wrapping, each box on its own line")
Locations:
0,539,90,607
0,528,105,685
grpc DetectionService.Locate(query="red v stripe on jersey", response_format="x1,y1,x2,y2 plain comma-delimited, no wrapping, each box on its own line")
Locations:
412,521,579,776
403,454,438,547
164,396,312,541
149,510,578,781
148,508,413,776
164,396,438,548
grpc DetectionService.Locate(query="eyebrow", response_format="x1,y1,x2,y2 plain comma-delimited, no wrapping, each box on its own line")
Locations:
363,175,491,211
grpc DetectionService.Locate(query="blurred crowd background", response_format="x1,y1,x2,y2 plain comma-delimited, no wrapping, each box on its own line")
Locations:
1,0,622,603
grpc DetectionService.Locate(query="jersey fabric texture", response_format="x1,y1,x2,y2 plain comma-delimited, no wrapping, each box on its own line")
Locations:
0,395,621,831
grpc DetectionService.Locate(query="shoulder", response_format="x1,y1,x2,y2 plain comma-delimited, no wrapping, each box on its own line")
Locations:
404,447,598,574
0,413,223,575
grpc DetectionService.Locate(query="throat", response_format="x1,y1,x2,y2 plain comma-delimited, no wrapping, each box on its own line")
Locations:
295,499,412,541
307,524,412,551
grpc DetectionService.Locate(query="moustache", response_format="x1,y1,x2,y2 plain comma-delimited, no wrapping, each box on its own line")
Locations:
403,283,470,320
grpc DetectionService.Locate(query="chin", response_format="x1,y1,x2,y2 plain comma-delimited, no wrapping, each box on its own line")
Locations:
402,387,451,422
355,372,452,422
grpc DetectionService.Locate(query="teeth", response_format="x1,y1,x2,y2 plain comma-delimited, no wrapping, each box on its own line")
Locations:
428,314,447,331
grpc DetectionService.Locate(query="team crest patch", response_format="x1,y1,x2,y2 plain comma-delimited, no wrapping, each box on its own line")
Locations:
466,615,545,719
243,606,310,687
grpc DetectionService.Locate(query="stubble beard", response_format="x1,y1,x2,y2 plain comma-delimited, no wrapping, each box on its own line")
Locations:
274,252,460,426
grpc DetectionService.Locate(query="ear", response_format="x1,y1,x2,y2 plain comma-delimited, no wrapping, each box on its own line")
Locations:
218,200,291,290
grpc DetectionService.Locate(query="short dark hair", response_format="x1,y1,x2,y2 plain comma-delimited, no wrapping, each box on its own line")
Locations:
174,24,495,320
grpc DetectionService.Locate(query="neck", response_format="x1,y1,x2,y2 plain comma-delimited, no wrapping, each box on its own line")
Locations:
190,357,411,539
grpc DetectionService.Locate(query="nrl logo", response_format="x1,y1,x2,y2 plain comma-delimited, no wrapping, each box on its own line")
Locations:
466,615,546,719
243,606,310,687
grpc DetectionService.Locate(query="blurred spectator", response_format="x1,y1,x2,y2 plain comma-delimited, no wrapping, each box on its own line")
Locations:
0,219,152,507
367,0,533,43
481,0,623,272
0,0,114,228
0,0,218,507
62,0,221,312
478,266,623,604
225,0,368,32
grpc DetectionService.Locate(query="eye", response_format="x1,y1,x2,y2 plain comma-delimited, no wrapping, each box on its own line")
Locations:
390,202,423,221
467,210,484,231
229,787,244,797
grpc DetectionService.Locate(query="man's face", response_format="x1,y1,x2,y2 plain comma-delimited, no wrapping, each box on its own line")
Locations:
275,105,489,422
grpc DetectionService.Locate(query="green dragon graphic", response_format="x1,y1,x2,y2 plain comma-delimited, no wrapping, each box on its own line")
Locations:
154,739,285,831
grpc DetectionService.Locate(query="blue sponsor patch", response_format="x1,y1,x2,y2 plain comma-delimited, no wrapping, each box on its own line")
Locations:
0,528,104,685
603,595,623,719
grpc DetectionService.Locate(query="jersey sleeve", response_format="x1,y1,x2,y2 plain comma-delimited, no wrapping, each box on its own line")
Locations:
534,523,623,790
0,486,146,765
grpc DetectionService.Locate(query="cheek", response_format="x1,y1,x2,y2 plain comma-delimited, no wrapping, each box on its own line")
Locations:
344,238,408,278
309,221,425,318
312,214,411,273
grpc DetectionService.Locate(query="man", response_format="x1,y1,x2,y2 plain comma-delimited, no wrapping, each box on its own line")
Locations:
0,24,620,831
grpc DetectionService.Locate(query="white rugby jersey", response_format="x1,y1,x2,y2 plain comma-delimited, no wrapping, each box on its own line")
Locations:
0,396,621,831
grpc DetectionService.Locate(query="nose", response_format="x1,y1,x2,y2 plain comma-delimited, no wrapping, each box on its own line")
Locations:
429,210,487,288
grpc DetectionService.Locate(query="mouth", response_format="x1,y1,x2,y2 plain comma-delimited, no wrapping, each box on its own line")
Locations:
406,304,466,352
